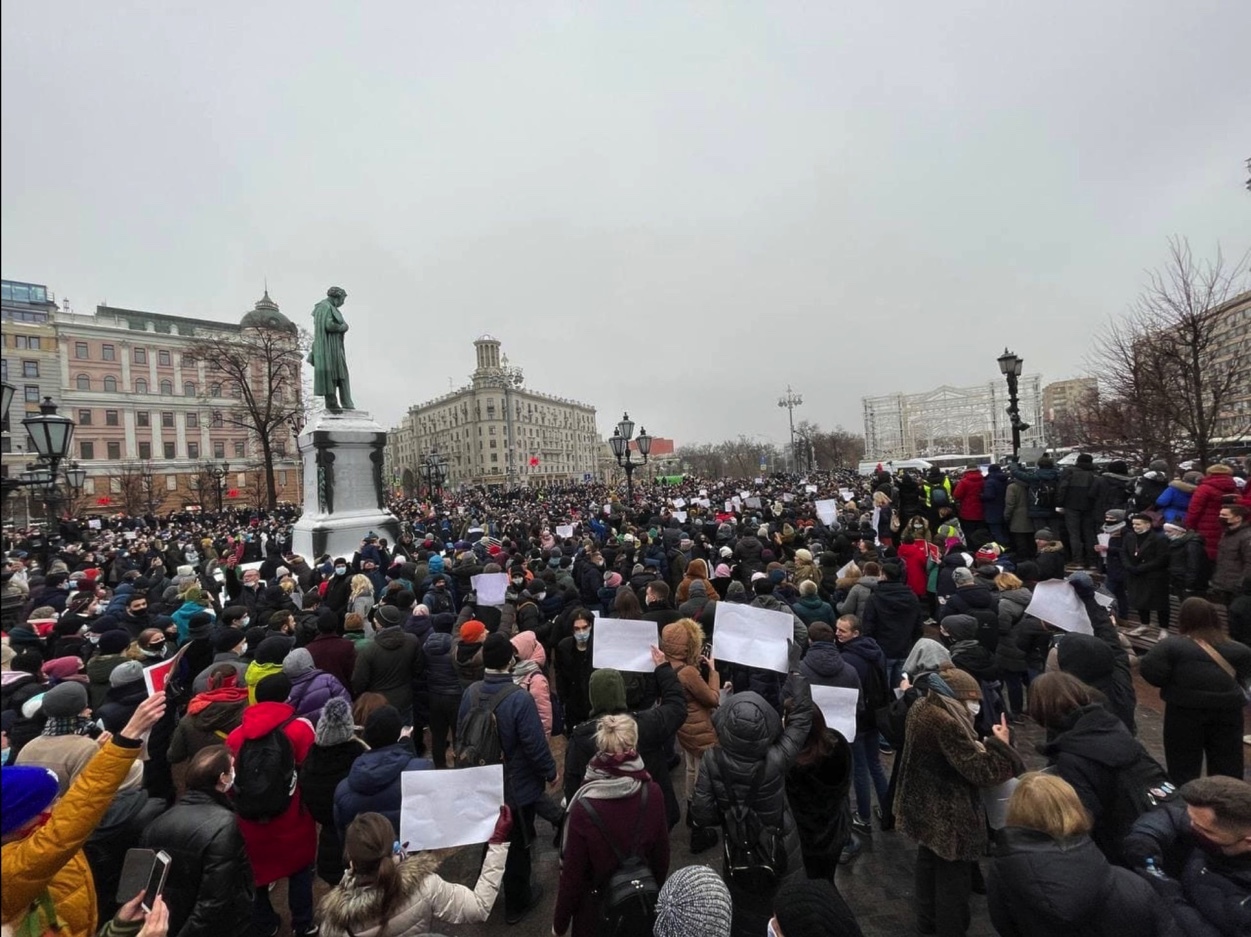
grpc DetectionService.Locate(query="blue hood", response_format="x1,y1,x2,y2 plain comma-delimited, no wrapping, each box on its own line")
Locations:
347,745,418,795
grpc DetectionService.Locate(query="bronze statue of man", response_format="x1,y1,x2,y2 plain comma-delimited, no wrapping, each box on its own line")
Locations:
308,286,354,411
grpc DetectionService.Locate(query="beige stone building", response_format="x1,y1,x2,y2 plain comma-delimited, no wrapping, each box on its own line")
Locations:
387,335,599,490
2,280,63,477
1042,377,1098,446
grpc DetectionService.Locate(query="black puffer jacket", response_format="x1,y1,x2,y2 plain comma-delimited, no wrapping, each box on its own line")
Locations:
422,631,461,697
1140,634,1251,711
798,641,861,694
84,787,167,920
691,675,813,937
139,789,254,937
1041,703,1144,862
862,580,923,659
785,730,853,881
943,584,1000,651
1054,634,1137,734
988,828,1179,937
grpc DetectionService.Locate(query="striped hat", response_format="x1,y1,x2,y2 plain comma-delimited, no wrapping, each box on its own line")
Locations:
652,864,733,937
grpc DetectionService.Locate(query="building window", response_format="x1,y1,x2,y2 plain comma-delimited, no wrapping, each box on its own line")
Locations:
133,347,147,364
75,374,90,391
79,441,94,460
163,442,175,459
105,410,118,426
25,385,40,402
491,453,498,463
209,383,222,397
102,344,115,361
187,442,199,459
104,375,119,392
184,382,195,397
185,411,198,428
77,409,92,425
138,441,151,459
211,411,223,428
159,379,173,395
213,441,226,459
165,474,177,490
158,349,171,366
489,439,497,448
110,478,121,493
106,441,121,460
75,342,89,359
279,471,287,485
233,440,245,457
135,379,148,394
22,360,38,378
136,411,150,427
161,411,174,428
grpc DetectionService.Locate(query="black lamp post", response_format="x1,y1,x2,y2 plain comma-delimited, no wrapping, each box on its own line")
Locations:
21,397,76,565
420,449,448,497
778,386,803,472
609,412,652,506
997,349,1030,462
206,461,229,513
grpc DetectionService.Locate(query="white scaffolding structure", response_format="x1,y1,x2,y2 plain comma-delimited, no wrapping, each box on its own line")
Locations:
863,376,1046,461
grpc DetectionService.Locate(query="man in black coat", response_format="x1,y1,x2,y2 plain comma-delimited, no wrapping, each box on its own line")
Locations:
563,651,687,829
861,560,923,688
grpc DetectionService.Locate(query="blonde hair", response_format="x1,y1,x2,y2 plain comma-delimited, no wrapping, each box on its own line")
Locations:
995,572,1023,591
1005,772,1092,838
873,491,891,507
349,574,373,599
595,713,638,755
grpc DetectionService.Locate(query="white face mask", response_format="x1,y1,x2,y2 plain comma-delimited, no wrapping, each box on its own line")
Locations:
221,770,235,791
966,701,981,717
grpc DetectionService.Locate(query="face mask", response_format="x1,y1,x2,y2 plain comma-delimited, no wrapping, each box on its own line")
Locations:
143,645,164,658
334,567,347,576
221,770,235,791
768,920,781,937
240,616,250,629
574,630,590,645
131,608,148,618
966,701,981,717
186,551,199,562
1,747,10,765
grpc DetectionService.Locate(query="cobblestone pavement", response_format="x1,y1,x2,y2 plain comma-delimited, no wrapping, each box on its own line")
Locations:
280,668,1185,936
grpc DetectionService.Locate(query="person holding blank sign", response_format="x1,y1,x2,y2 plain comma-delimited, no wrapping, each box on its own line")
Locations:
660,619,720,855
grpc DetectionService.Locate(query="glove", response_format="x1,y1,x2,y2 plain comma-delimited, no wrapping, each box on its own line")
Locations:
489,805,514,845
463,592,477,608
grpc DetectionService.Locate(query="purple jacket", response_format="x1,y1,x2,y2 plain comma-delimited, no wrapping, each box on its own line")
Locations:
286,669,351,727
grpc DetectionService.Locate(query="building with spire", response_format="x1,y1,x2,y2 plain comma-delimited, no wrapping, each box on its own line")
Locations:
386,335,600,491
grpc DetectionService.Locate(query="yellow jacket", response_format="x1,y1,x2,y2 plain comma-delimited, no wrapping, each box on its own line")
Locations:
1,739,142,937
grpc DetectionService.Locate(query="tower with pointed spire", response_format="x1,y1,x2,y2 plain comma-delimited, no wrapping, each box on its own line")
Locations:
240,289,297,333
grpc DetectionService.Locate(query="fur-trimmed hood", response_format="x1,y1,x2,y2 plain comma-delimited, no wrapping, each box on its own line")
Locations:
661,618,704,665
318,851,439,935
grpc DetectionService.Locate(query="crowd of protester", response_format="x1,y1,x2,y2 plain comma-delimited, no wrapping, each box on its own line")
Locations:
2,454,1249,936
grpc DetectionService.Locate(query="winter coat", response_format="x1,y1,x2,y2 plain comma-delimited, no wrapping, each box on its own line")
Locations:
1213,523,1251,593
86,653,127,710
953,470,986,522
1122,528,1171,611
510,631,552,734
1094,472,1133,520
838,634,888,733
1156,479,1196,524
564,663,687,829
351,625,423,715
1040,703,1146,862
1013,464,1060,521
988,828,1178,937
894,694,1019,862
1,738,142,937
1052,632,1137,735
96,678,147,735
691,675,814,937
786,731,854,880
138,789,254,937
168,694,247,764
942,584,1000,650
1058,466,1102,513
799,641,862,701
895,540,931,597
837,576,878,621
286,668,352,726
317,844,508,937
676,559,719,603
305,633,357,694
83,787,167,922
1124,802,1251,937
981,466,1008,524
1035,542,1068,582
223,701,316,885
1140,634,1251,711
422,631,461,698
300,737,369,884
1168,531,1211,594
554,635,595,733
992,587,1033,674
333,741,433,839
1004,481,1034,534
861,580,924,659
191,651,249,694
552,781,670,937
793,594,835,628
1184,473,1238,561
457,673,556,806
661,619,720,755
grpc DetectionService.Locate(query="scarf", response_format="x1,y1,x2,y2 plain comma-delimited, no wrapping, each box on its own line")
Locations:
562,749,651,855
42,714,96,738
511,658,543,685
928,691,984,747
187,684,250,715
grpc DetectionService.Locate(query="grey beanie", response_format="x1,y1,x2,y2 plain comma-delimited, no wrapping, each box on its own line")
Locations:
952,567,975,586
942,614,979,642
282,647,315,678
42,681,89,718
109,660,145,688
653,864,733,937
315,696,356,746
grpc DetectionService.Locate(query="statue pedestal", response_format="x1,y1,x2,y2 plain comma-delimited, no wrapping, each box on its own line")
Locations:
291,409,400,561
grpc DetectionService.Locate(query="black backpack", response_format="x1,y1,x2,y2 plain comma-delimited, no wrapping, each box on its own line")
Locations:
1031,477,1059,511
1104,744,1177,849
577,786,659,936
713,752,787,893
861,660,894,733
455,683,523,769
235,714,298,821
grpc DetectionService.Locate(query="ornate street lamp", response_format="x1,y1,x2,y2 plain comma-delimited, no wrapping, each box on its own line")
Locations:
997,348,1030,461
205,461,229,513
609,412,652,505
777,386,803,473
20,397,76,564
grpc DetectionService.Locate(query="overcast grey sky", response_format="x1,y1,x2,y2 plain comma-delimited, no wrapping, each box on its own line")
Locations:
3,2,1248,449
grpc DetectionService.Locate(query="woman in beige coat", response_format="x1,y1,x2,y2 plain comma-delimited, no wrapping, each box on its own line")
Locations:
660,618,720,853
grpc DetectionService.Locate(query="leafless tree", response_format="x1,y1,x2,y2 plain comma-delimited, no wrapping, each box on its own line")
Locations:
185,325,307,510
108,461,148,517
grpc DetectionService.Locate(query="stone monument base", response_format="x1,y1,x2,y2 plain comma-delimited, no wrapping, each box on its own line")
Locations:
291,408,400,561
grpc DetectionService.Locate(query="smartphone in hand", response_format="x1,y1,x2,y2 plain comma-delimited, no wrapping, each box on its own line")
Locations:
142,850,171,914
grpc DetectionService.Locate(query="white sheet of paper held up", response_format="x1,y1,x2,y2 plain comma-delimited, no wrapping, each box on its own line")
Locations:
399,764,503,850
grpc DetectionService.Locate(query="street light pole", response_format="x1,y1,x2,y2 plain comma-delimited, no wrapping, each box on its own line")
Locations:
777,386,803,473
609,412,652,506
997,349,1029,461
20,397,76,568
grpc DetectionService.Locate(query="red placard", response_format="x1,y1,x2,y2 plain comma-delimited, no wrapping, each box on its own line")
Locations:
142,656,177,697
